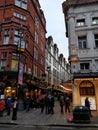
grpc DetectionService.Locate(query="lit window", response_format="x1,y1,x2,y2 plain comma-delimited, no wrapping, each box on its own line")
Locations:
76,19,85,26
92,17,98,24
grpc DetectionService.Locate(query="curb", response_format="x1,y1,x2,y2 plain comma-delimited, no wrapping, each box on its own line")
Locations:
0,122,98,128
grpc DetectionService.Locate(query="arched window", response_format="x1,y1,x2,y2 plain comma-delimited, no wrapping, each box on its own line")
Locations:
79,80,95,96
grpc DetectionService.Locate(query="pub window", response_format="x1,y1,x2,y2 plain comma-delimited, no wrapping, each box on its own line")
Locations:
79,81,95,96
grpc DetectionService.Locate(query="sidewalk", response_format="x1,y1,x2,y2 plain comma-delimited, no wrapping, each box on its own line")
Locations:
0,101,98,127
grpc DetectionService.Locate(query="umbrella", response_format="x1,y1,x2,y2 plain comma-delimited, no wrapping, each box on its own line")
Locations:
38,94,46,101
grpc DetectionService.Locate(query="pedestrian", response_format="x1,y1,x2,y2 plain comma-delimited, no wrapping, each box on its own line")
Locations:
85,97,92,117
40,98,45,113
25,96,31,112
6,96,12,116
59,95,65,113
50,94,55,114
12,97,18,120
45,93,51,114
0,99,5,117
64,97,70,113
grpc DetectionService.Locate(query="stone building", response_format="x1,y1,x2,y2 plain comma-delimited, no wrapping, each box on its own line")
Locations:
45,36,70,90
62,0,98,110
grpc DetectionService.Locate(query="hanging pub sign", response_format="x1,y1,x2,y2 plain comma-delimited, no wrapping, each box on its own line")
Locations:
18,63,24,85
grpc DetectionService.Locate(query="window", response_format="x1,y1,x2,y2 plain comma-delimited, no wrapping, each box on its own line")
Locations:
33,64,37,77
3,29,10,45
0,52,7,70
48,53,51,63
14,29,23,47
14,36,20,46
15,0,21,7
15,0,27,9
76,19,85,26
53,59,56,67
80,63,90,70
53,68,56,76
0,60,6,70
78,36,87,49
34,17,39,28
1,52,7,59
14,12,26,20
22,0,27,9
4,36,9,45
11,53,18,71
34,31,38,43
92,17,98,25
34,47,38,60
40,55,44,66
79,81,95,96
94,34,98,48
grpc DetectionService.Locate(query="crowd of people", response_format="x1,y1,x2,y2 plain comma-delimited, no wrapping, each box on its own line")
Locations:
0,92,72,120
23,92,72,115
0,95,18,120
0,92,94,121
24,92,55,114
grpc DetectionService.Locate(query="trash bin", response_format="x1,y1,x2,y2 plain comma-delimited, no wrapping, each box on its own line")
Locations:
73,106,90,123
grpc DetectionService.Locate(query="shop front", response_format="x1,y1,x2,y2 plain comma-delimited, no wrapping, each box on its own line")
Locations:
4,86,17,99
73,78,98,111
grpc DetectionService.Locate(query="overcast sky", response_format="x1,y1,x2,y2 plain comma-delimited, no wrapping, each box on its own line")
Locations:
39,0,68,61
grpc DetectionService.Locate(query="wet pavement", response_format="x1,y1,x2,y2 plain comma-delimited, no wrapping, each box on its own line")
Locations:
0,101,98,127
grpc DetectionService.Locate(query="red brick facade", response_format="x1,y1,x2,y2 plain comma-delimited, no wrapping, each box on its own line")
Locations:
0,0,46,86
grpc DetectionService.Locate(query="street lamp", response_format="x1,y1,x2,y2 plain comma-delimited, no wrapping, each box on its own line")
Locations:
17,25,24,110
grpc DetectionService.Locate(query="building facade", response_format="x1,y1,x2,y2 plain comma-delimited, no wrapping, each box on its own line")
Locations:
45,36,70,91
62,0,98,110
0,0,46,98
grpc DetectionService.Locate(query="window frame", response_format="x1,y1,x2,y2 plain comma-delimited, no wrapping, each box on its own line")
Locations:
80,63,90,70
76,19,85,26
78,36,87,49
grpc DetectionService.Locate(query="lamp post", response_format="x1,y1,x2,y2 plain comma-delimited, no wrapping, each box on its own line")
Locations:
17,25,24,110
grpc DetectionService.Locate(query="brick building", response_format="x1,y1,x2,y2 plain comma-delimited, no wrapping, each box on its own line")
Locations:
0,0,46,97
